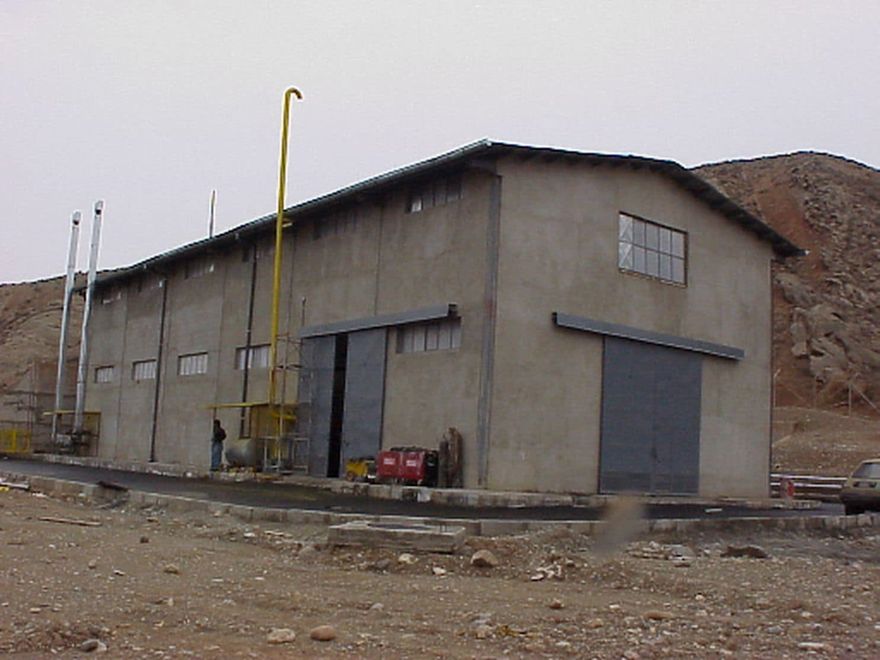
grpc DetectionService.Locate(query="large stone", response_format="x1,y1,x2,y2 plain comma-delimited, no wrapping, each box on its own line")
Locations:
470,549,499,568
267,628,296,644
721,544,770,559
804,303,845,338
309,625,336,642
776,273,816,308
79,639,107,653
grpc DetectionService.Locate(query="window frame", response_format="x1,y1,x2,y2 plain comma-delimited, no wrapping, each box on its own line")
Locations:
177,352,209,376
396,317,462,354
406,175,463,214
618,212,687,286
131,359,158,382
94,365,116,383
184,258,215,280
234,344,271,370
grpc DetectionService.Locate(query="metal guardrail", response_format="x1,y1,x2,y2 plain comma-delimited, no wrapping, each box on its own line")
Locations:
770,472,846,499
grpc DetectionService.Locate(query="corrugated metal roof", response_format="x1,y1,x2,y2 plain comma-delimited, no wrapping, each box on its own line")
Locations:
90,140,803,289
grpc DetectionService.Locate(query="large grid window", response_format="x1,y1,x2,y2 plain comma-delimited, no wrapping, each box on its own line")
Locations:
406,175,462,214
397,317,462,354
235,344,270,370
132,359,157,381
618,213,686,285
94,366,115,383
178,352,208,376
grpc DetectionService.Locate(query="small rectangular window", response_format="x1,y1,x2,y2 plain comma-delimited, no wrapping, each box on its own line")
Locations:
178,352,208,376
407,194,424,214
100,288,121,305
95,366,115,383
411,325,426,352
185,258,215,279
406,175,463,214
425,324,439,351
235,344,270,370
397,318,462,354
446,176,462,201
618,212,686,285
136,276,162,293
132,359,157,381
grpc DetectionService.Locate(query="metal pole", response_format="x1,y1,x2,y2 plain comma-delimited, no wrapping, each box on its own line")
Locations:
74,200,104,435
209,189,217,238
267,86,302,471
268,87,302,412
52,211,81,442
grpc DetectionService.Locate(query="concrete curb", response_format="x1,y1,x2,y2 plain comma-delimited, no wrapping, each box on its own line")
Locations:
2,468,875,538
21,453,818,511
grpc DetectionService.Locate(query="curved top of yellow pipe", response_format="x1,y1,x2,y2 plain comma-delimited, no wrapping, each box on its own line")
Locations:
285,87,303,100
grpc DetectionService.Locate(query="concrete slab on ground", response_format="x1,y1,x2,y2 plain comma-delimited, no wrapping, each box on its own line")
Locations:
327,520,466,553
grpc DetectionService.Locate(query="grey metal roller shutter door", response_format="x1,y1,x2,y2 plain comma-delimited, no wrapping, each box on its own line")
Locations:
600,337,701,494
340,328,387,470
300,335,336,477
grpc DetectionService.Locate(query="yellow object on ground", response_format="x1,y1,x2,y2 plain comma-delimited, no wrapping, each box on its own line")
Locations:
0,428,31,455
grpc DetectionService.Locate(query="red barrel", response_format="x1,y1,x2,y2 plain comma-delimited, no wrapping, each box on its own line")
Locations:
377,450,402,482
400,450,429,483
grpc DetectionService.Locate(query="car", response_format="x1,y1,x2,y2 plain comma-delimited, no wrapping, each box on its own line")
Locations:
840,458,880,515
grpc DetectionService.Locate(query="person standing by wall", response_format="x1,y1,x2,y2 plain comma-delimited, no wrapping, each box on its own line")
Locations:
211,419,226,471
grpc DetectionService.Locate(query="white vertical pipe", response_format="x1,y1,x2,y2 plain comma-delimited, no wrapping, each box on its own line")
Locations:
52,211,81,441
74,200,104,435
209,189,217,238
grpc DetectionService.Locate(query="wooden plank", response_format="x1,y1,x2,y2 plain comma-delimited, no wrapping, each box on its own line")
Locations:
38,516,102,527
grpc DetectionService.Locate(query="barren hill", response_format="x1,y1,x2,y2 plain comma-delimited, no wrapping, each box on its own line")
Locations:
0,276,82,396
694,152,880,415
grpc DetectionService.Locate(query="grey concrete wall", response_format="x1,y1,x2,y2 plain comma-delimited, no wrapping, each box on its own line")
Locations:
152,258,228,467
290,173,493,487
109,280,164,461
86,169,491,479
488,158,774,497
376,176,492,487
84,286,129,459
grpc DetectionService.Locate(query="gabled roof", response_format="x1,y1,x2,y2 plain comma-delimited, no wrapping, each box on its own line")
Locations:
92,140,803,289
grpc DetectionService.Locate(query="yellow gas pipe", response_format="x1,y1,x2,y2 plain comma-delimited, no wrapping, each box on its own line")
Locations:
268,87,303,452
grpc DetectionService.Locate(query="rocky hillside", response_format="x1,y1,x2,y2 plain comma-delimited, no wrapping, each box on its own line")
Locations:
0,276,82,396
695,152,880,413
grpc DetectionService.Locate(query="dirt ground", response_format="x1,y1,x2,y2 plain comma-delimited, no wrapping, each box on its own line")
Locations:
0,488,878,658
772,406,880,475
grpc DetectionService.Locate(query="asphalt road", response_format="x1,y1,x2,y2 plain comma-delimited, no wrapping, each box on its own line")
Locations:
1,458,843,521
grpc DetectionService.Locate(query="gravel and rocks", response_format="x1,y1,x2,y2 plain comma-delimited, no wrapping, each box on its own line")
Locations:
0,487,877,657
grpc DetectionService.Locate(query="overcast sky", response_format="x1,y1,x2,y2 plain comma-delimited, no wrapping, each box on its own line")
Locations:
2,0,877,283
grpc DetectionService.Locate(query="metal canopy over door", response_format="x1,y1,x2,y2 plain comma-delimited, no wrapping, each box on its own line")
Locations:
339,328,388,472
299,335,336,476
600,337,702,494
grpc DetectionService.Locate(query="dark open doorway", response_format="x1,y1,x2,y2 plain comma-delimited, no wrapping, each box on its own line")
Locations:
326,333,348,477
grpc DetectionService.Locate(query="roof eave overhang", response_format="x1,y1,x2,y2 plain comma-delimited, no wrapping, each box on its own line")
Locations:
86,139,804,290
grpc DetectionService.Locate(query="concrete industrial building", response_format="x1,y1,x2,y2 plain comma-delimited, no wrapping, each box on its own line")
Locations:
82,141,801,497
